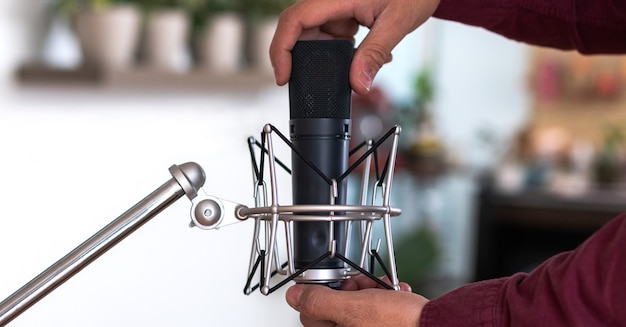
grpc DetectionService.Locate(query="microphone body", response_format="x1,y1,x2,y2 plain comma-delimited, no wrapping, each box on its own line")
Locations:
289,40,354,283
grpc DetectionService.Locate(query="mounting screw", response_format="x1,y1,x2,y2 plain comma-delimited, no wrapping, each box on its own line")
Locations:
193,199,222,229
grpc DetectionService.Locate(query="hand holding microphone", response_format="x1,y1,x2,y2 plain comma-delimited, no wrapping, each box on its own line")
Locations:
286,275,427,327
270,1,427,324
270,0,441,95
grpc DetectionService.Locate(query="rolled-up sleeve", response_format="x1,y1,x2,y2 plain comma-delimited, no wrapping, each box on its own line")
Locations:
420,213,626,326
433,0,626,54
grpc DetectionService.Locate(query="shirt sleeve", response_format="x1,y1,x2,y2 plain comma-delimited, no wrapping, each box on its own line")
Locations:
420,212,626,326
432,0,626,54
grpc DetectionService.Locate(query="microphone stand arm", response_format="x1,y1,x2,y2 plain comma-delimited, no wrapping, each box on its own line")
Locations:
0,162,247,326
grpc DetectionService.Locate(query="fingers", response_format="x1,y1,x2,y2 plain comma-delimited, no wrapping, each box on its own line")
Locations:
270,0,359,86
300,314,336,327
341,275,412,292
286,283,430,327
320,19,360,40
271,0,442,94
399,281,412,292
349,0,440,95
286,285,346,323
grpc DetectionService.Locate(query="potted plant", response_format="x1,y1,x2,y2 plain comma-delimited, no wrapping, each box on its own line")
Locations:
139,0,198,71
55,0,142,70
190,0,246,73
402,67,446,177
593,125,625,188
241,0,295,73
12,0,56,65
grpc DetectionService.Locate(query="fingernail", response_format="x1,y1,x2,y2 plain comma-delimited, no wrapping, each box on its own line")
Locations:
273,70,280,85
273,69,280,85
286,285,303,308
358,70,373,92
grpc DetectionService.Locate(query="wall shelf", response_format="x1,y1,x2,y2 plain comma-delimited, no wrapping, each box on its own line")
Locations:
15,64,277,92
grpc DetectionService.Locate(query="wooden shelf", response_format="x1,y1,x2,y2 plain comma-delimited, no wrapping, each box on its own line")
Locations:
15,64,277,92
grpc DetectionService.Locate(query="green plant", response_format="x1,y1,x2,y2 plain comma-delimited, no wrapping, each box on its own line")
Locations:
138,0,203,11
241,0,295,19
413,67,435,107
376,224,440,292
593,124,625,186
188,0,244,36
53,0,135,16
394,67,436,140
207,0,243,12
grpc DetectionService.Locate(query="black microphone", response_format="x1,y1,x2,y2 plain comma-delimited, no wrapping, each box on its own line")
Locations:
242,39,400,295
289,40,354,286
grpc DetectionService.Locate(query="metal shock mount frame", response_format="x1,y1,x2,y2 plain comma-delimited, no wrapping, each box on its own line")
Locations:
236,123,404,295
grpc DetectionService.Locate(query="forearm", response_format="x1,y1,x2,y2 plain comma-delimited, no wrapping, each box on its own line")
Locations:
433,0,626,54
420,213,626,326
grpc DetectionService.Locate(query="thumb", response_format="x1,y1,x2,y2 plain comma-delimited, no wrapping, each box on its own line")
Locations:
349,0,439,95
286,284,351,323
349,4,409,95
349,33,393,95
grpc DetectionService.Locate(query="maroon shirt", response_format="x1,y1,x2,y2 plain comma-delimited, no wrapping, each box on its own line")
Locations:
421,1,626,325
433,0,626,54
421,213,626,326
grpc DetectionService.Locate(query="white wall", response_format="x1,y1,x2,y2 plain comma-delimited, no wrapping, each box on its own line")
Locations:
434,19,531,169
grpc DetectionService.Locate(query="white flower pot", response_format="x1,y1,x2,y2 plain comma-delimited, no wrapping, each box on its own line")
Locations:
250,17,279,74
144,9,190,72
196,13,245,73
74,5,141,70
10,0,55,64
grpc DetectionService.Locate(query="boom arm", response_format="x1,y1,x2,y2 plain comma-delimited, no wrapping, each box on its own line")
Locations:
0,162,246,326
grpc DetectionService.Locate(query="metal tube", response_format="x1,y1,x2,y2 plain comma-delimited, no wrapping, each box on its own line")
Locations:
240,204,401,217
382,127,402,290
0,178,185,326
262,124,280,295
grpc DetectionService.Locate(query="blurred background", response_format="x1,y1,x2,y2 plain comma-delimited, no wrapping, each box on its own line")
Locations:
2,0,626,326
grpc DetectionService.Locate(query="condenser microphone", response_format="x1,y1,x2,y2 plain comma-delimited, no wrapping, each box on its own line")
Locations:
288,40,354,286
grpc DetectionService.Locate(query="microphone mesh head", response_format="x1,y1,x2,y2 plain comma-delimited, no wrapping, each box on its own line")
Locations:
289,40,354,119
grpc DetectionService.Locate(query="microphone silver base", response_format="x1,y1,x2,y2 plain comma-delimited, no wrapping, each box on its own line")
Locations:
293,268,351,284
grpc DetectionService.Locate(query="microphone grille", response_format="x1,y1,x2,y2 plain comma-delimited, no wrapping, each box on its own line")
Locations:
289,40,354,119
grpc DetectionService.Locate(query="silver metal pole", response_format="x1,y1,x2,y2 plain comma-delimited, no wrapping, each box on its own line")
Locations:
0,163,205,326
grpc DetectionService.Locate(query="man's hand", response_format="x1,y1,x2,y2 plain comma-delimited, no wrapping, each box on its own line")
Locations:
285,275,429,327
270,0,441,95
